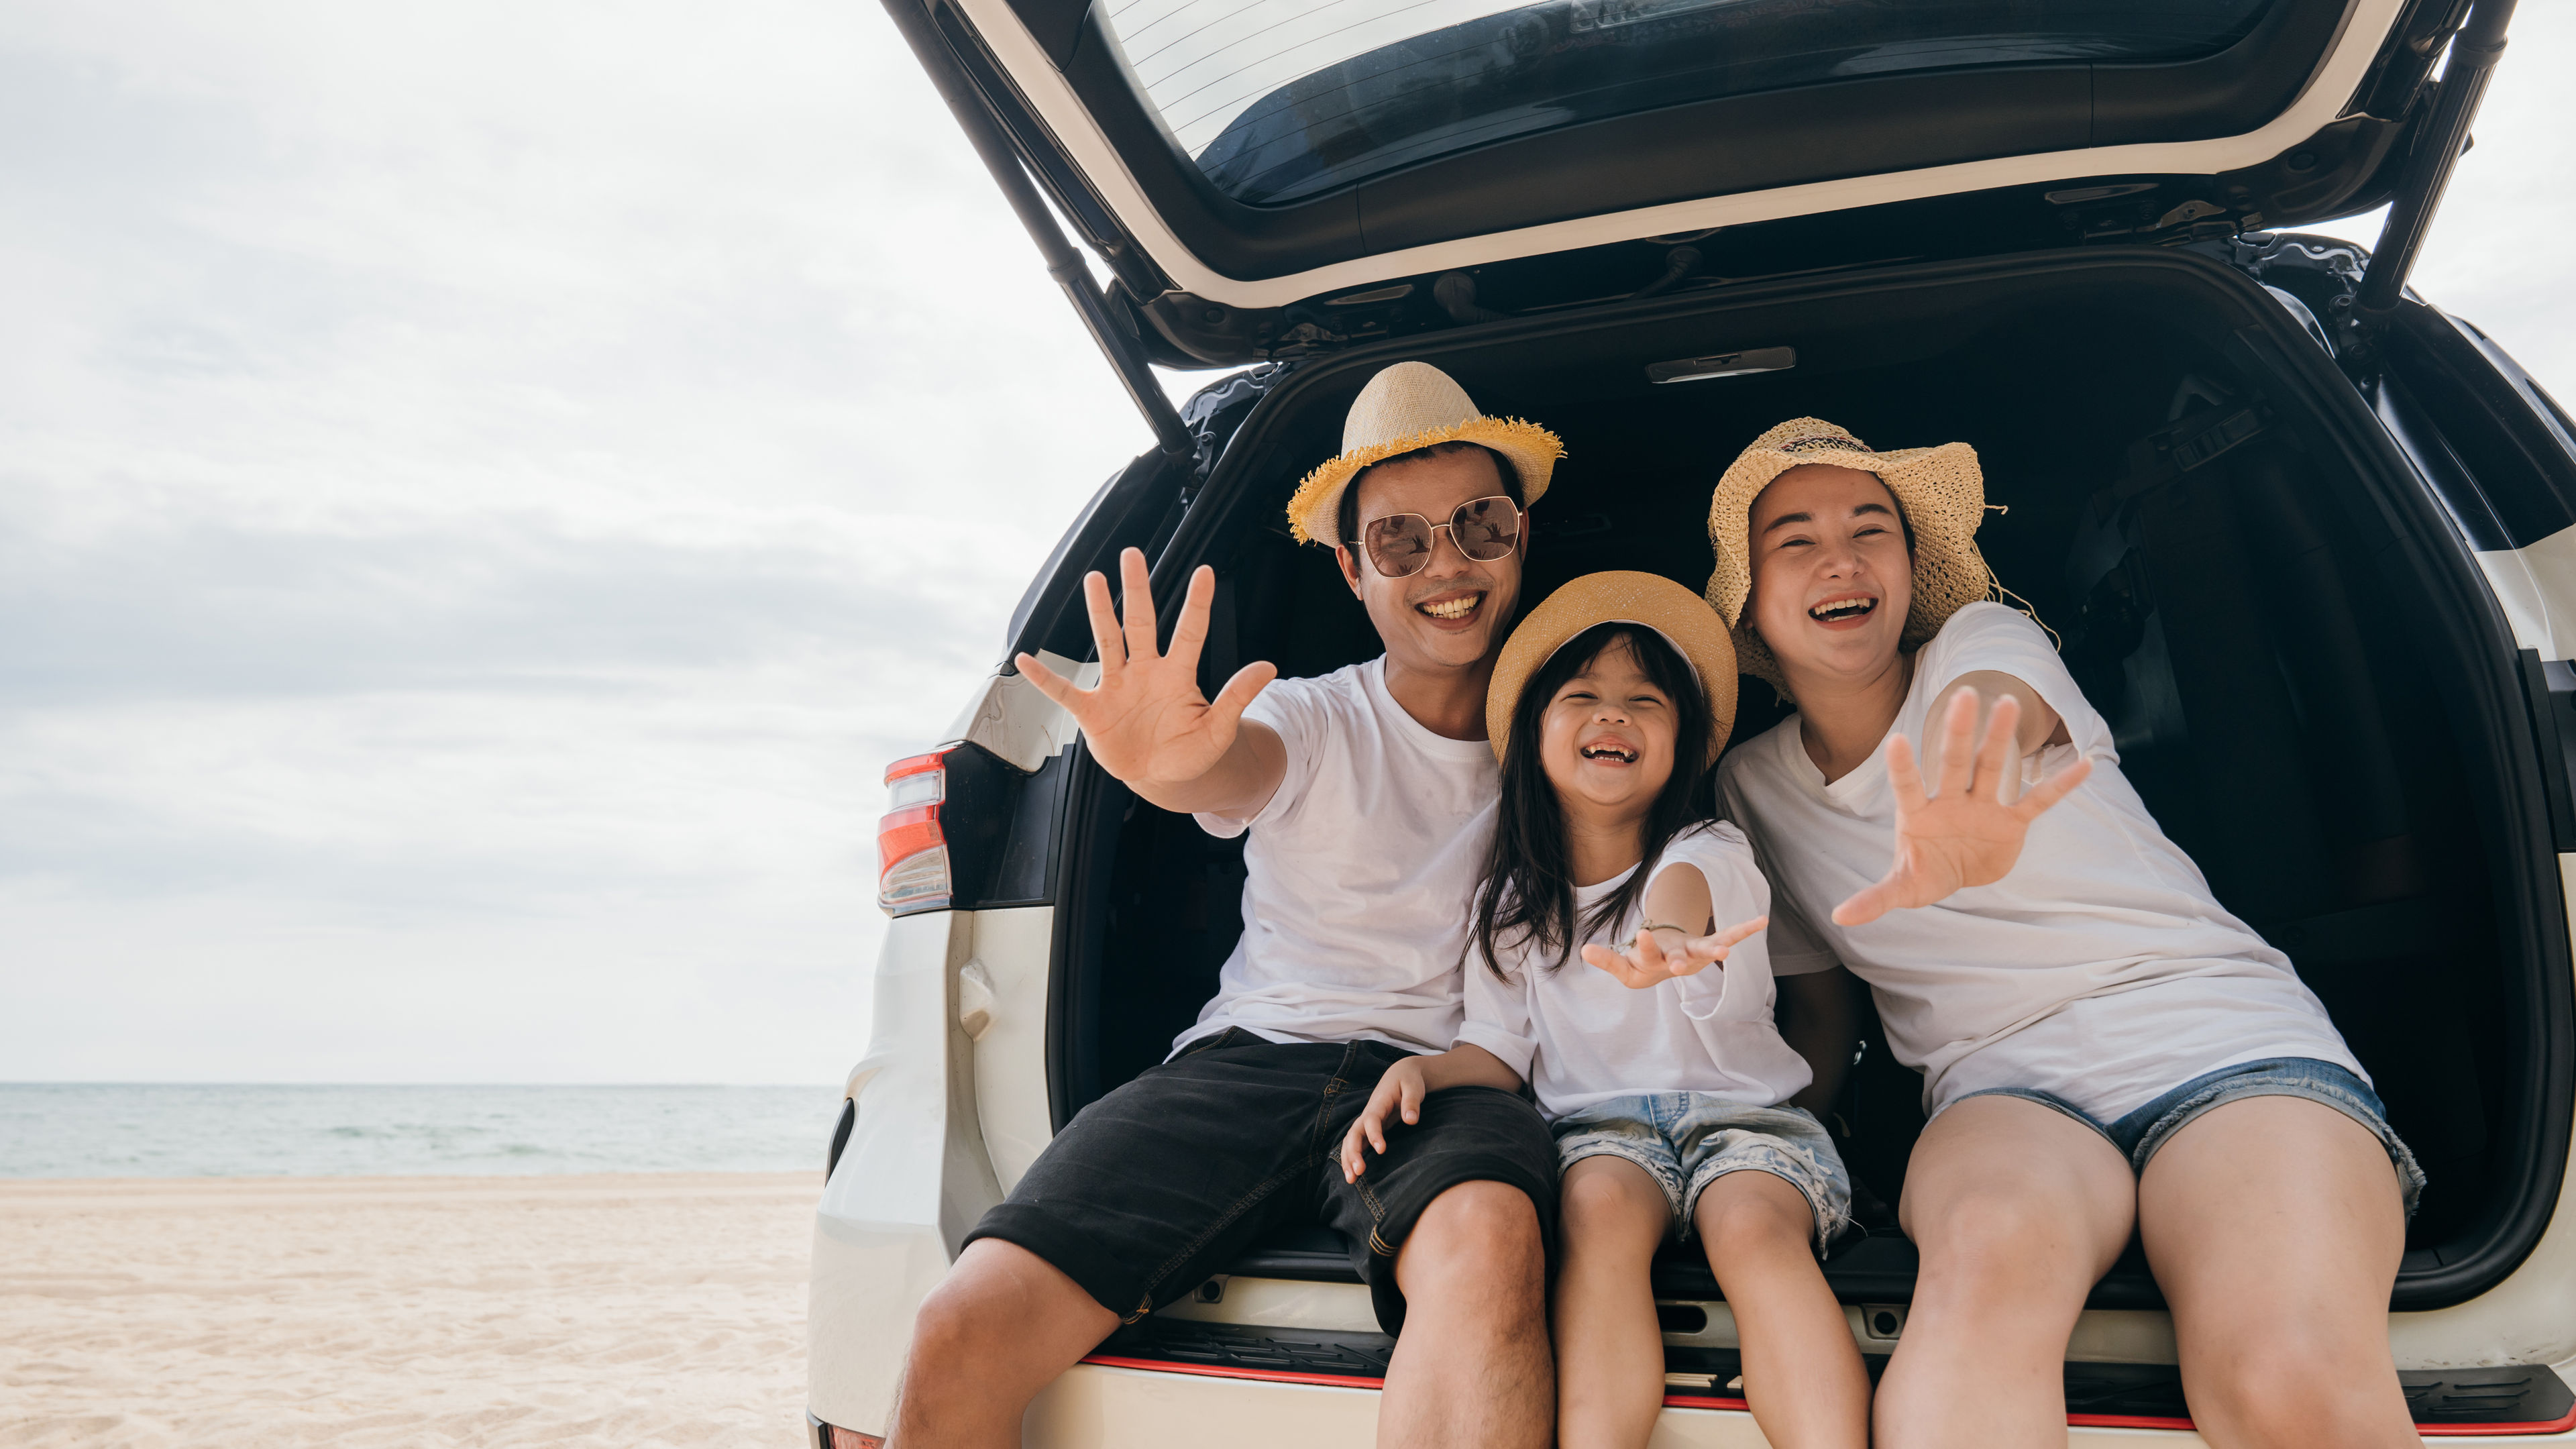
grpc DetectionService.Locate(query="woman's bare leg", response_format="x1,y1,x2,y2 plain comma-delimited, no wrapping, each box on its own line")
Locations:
1877,1095,2135,1449
1552,1156,1673,1449
2140,1095,2415,1449
1694,1171,1870,1448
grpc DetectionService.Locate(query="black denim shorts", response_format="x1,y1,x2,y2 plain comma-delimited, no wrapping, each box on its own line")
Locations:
964,1028,1558,1334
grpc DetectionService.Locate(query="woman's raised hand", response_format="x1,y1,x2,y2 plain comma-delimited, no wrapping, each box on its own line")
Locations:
1014,549,1279,793
1832,688,2092,926
1582,916,1768,989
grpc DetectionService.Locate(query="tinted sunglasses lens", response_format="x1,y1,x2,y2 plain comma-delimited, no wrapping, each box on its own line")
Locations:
1452,498,1520,560
1364,514,1432,576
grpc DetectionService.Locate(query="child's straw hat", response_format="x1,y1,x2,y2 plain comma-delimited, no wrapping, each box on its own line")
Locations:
1487,571,1738,769
1704,418,1994,693
1286,361,1565,547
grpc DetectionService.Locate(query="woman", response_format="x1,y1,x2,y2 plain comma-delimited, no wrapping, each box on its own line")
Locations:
1705,419,2424,1449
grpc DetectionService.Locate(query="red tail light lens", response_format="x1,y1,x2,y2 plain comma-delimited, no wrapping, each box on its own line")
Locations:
878,751,952,913
823,1426,884,1449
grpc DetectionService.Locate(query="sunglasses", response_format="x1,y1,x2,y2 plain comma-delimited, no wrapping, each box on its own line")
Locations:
1358,494,1523,578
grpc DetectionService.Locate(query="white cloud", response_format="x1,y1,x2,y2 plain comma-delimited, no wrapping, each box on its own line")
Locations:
0,0,1155,1083
2,0,2570,1083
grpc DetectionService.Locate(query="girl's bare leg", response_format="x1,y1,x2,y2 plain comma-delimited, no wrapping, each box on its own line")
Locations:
1553,1155,1674,1449
2140,1095,2415,1449
1877,1095,2135,1449
1694,1170,1870,1448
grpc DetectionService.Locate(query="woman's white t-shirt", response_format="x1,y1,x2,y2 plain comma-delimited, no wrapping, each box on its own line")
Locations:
1454,822,1820,1120
1715,602,2363,1121
1183,656,1498,1055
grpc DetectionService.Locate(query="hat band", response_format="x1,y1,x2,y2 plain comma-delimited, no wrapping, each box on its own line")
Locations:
1778,433,1873,455
1540,619,1707,702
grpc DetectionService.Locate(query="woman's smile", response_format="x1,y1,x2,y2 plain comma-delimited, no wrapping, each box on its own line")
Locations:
1807,592,1880,629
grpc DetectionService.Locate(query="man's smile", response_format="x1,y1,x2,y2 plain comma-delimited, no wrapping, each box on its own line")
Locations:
1413,588,1487,629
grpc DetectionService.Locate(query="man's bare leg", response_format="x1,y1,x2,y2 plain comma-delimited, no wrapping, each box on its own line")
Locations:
1876,1095,2135,1449
887,1238,1118,1449
1381,1179,1552,1449
2141,1095,2414,1449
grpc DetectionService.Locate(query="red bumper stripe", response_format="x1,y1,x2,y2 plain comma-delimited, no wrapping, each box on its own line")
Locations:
1079,1356,2576,1435
1081,1355,1385,1389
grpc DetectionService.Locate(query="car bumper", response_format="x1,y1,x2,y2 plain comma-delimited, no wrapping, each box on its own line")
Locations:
963,1360,2576,1447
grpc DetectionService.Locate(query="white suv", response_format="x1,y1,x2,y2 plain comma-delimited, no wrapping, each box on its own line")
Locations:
811,0,2576,1442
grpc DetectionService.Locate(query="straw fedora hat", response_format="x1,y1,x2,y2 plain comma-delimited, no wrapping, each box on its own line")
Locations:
1705,417,1994,694
1487,571,1738,769
1286,361,1565,547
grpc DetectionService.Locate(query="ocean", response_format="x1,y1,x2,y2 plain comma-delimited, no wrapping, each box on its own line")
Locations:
0,1082,844,1179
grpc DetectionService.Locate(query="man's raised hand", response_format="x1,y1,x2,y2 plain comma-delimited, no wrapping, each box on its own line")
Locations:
1582,916,1768,989
1014,549,1278,796
1831,688,2092,927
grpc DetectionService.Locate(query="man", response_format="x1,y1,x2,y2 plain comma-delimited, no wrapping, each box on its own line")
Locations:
888,362,1566,1448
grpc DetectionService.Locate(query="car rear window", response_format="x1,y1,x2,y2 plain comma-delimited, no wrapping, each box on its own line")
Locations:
1100,0,2281,206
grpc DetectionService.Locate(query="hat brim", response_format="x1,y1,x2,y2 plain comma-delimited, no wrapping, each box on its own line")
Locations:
1487,571,1738,769
1703,434,1992,695
1288,415,1563,548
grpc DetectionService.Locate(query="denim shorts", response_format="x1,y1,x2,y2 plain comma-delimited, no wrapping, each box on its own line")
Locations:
1957,1056,2424,1216
1552,1093,1852,1252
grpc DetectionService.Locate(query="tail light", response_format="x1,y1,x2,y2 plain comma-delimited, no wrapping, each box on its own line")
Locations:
822,1427,883,1449
873,740,1037,917
879,751,953,912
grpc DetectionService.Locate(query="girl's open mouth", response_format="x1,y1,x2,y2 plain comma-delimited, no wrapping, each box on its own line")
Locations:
1578,743,1638,763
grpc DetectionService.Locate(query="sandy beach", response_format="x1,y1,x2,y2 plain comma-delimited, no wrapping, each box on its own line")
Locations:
0,1173,818,1448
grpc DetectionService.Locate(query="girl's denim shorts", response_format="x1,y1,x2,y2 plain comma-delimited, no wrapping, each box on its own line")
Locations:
1958,1055,2425,1217
1552,1093,1853,1252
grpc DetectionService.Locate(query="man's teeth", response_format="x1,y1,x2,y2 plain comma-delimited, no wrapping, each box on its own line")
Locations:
1811,598,1876,620
1420,596,1479,619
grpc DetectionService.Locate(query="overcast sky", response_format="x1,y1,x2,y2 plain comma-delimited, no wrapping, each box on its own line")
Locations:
4,3,2571,1083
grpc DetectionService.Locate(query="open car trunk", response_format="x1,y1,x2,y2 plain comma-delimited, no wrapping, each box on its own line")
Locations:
1032,242,2571,1422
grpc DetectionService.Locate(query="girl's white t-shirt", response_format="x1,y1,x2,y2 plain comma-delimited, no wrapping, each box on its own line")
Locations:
1454,822,1819,1121
1182,656,1499,1055
1715,602,2363,1122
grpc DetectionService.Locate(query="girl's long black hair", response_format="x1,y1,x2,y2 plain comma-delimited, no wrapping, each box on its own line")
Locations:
1471,623,1713,979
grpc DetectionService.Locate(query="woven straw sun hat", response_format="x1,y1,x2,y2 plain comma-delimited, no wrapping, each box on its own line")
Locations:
1705,417,1994,694
1487,571,1739,769
1286,360,1566,547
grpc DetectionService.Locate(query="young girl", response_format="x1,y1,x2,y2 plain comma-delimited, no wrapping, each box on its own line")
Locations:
1340,570,1869,1449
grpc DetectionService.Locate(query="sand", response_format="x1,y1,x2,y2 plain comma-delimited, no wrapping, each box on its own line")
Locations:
0,1173,820,1448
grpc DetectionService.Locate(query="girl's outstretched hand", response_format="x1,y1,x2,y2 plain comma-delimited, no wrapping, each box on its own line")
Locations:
1832,688,2092,927
1339,1057,1428,1183
1582,916,1768,990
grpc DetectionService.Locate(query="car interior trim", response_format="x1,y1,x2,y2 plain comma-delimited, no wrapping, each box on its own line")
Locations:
1046,246,2574,1318
938,0,2404,307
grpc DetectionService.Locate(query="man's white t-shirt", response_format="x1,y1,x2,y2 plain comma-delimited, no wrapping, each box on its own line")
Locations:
1455,822,1821,1120
1716,602,2363,1121
1180,656,1497,1055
